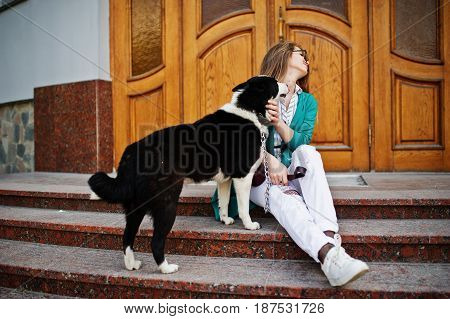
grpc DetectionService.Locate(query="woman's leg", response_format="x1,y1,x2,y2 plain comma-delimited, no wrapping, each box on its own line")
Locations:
250,181,335,263
288,145,339,233
288,145,369,285
251,178,369,286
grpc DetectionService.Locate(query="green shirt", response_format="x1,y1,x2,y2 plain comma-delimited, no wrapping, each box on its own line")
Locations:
211,91,318,220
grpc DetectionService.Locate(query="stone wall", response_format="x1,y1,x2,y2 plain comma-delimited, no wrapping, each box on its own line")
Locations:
0,100,34,173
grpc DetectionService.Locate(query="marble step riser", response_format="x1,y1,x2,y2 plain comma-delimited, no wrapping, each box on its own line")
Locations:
1,225,447,263
0,268,445,299
1,195,449,219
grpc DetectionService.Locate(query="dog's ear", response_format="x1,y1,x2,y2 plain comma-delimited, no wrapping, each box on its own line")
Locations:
232,81,248,92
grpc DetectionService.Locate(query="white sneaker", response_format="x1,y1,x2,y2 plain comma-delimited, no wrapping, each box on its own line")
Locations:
321,234,369,287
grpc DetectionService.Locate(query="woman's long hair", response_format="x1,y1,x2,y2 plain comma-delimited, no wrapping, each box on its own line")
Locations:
259,40,310,92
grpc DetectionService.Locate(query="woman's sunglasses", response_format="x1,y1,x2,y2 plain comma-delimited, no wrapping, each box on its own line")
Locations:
292,48,308,60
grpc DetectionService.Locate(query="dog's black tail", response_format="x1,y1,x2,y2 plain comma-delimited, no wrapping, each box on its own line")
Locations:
88,147,135,203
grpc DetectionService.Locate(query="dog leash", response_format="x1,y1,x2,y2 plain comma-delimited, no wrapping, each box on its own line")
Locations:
260,131,338,227
261,132,271,214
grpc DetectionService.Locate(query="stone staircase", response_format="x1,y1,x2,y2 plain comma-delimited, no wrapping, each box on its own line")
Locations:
0,172,449,298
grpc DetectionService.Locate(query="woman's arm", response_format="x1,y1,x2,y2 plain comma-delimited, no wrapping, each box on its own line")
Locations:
266,94,318,151
274,120,293,143
266,99,294,142
267,152,288,186
265,99,289,186
286,94,317,151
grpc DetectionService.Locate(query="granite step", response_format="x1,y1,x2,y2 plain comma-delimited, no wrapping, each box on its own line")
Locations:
0,287,75,299
1,206,448,263
1,172,449,219
0,239,448,298
1,184,449,220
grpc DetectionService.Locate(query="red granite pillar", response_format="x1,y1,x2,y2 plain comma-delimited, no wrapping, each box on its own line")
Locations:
34,80,113,173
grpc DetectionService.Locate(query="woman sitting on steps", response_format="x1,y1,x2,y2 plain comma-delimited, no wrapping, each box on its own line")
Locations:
212,40,369,287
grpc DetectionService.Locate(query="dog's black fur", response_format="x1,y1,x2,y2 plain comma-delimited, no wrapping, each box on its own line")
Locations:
88,76,280,272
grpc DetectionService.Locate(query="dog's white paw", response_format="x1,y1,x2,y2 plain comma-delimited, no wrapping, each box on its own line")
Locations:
131,259,142,270
220,216,235,225
89,191,100,200
124,247,142,270
244,221,261,230
158,260,179,274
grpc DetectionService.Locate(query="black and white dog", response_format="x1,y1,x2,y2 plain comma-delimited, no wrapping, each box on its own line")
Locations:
88,76,288,274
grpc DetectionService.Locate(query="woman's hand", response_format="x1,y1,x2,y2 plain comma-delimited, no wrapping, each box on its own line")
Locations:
266,99,280,127
268,153,288,186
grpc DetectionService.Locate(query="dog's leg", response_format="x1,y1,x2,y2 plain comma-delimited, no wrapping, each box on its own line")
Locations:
152,203,179,274
217,179,234,225
123,208,146,270
151,181,182,274
233,175,261,230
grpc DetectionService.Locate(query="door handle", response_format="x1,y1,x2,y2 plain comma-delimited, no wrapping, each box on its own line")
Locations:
278,6,285,41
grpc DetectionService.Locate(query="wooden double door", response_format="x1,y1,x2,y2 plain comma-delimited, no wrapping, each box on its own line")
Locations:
110,0,449,171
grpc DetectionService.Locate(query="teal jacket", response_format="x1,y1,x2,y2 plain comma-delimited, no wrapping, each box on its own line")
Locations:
211,91,318,221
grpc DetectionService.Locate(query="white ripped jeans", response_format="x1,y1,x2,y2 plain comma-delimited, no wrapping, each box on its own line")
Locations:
250,145,339,263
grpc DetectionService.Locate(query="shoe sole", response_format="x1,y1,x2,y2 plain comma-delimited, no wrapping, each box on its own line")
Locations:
330,266,369,287
343,268,369,286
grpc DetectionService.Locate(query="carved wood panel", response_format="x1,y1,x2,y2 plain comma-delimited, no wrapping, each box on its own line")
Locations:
292,29,350,147
130,87,165,141
183,0,267,123
392,74,442,150
199,32,253,115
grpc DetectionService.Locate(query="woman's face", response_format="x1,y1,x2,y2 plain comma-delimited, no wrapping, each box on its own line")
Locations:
288,46,309,78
